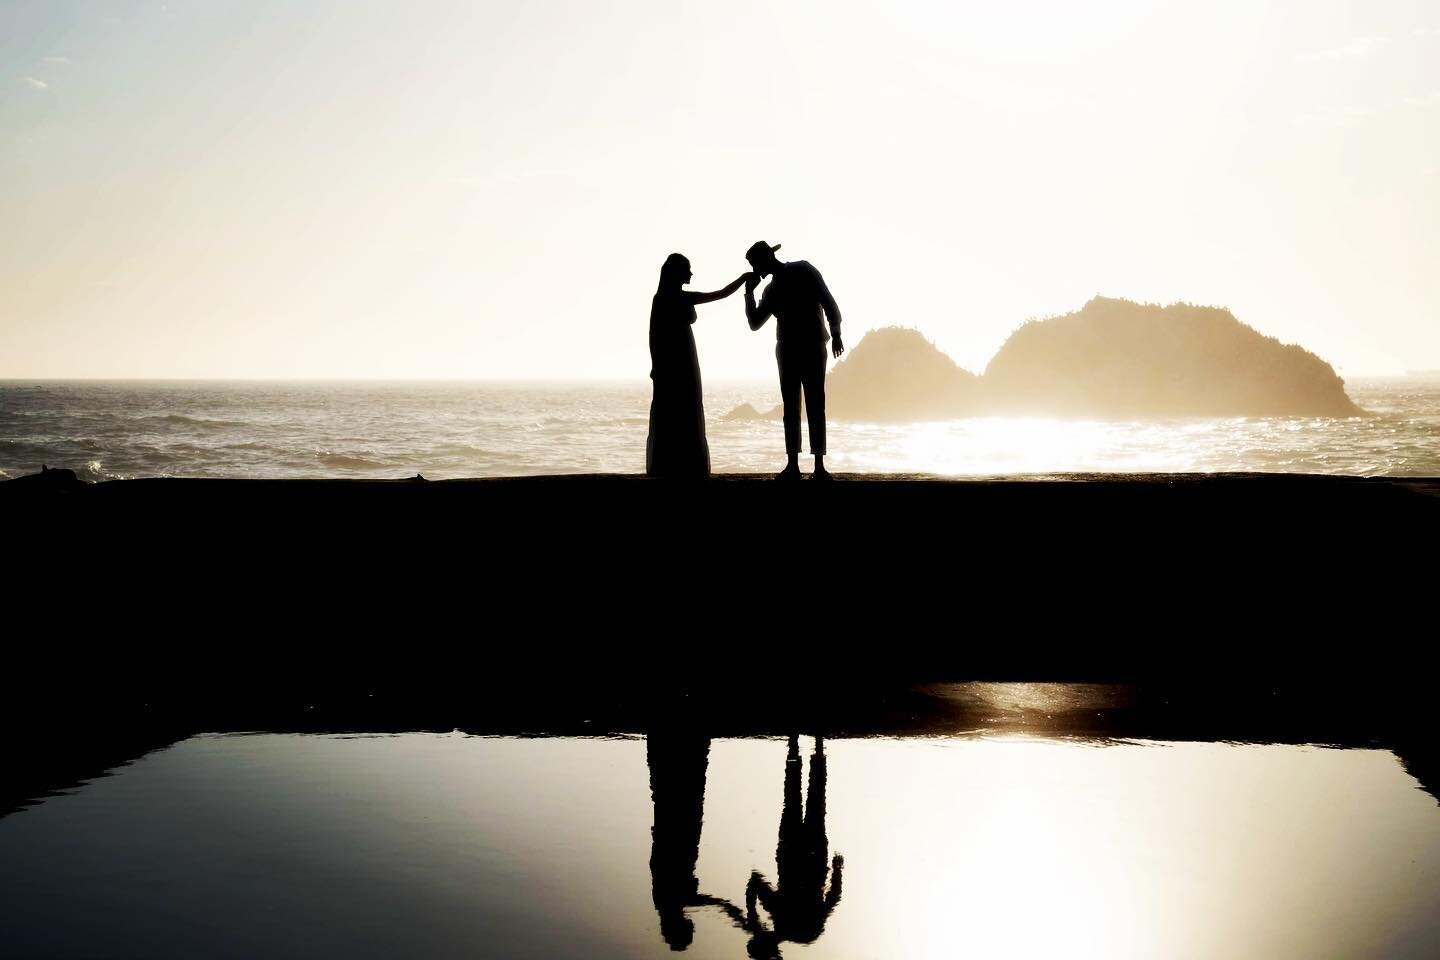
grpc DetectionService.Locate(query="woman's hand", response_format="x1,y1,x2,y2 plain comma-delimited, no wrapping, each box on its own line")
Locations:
688,273,750,305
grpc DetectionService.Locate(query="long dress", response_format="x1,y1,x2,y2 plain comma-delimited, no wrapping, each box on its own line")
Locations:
646,292,711,478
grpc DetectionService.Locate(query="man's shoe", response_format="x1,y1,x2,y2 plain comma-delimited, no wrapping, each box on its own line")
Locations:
775,464,803,482
813,464,833,481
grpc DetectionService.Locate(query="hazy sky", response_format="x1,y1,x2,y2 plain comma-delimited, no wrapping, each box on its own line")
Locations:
2,0,1437,379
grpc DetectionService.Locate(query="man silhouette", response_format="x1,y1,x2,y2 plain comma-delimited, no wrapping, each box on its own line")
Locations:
745,735,843,950
743,242,844,480
710,734,843,959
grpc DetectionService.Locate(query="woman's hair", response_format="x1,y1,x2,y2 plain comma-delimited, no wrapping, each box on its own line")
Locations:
657,253,690,294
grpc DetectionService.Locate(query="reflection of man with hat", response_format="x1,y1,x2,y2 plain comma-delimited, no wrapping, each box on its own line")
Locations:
743,242,844,481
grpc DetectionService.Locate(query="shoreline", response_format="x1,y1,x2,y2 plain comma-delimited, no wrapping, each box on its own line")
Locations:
5,678,1437,815
8,467,1440,485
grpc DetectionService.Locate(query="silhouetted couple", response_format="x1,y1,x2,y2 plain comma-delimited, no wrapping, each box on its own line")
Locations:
648,732,842,957
646,242,844,481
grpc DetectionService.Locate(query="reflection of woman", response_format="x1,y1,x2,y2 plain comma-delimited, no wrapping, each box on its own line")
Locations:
646,254,749,478
647,729,713,950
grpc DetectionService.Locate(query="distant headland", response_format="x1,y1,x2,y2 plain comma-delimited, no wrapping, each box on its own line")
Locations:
726,297,1364,422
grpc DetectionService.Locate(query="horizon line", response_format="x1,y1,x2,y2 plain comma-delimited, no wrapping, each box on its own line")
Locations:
0,375,779,385
0,371,1424,383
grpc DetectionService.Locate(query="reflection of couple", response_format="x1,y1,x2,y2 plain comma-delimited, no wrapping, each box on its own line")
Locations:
646,242,844,481
648,732,842,957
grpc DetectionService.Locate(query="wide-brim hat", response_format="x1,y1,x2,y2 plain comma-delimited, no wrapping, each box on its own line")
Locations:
745,241,781,264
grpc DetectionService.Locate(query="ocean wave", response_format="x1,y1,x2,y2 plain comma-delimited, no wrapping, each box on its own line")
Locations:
223,440,284,452
135,414,247,430
81,460,130,481
316,452,392,470
427,443,503,458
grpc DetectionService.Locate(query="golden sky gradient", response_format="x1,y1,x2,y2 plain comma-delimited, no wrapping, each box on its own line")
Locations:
2,0,1437,379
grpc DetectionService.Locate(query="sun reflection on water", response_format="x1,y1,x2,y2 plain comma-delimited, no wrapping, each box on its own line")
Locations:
1,732,1437,960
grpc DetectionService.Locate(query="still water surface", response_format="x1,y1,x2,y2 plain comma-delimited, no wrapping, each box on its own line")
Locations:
1,733,1436,959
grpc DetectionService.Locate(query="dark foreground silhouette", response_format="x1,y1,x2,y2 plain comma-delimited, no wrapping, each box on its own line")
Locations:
4,472,1436,671
4,470,1437,694
4,469,1437,813
7,471,1434,676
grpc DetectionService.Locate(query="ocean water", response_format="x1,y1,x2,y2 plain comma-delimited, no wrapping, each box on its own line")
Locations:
1,378,1437,480
1,731,1437,960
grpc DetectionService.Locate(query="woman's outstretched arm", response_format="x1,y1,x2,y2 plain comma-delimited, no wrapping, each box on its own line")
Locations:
681,274,749,306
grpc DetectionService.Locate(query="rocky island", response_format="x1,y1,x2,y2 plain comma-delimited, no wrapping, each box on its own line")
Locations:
726,297,1364,421
983,297,1363,417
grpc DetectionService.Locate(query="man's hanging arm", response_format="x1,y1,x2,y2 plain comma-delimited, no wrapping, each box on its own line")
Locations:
817,270,844,358
823,854,844,915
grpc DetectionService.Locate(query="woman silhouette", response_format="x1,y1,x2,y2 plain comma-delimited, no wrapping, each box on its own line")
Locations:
646,254,749,478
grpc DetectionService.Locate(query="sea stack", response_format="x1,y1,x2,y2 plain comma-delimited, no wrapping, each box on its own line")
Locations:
982,297,1364,418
